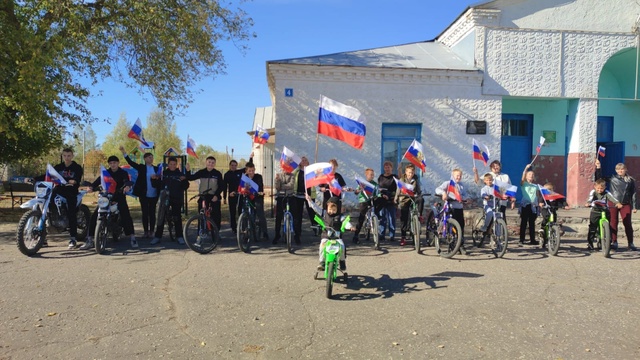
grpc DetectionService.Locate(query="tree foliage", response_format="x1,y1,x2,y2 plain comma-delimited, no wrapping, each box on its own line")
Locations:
101,113,138,159
0,0,254,163
144,109,182,157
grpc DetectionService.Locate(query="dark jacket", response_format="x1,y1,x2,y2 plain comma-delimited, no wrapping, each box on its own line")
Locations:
160,168,189,202
91,167,131,203
595,168,637,209
124,155,160,198
35,161,83,197
377,173,398,205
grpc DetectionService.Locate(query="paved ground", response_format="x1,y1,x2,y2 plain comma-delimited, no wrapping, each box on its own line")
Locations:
1,214,639,360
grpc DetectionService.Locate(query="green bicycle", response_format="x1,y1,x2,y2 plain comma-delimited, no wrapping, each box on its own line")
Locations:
536,203,561,256
589,200,611,258
313,214,350,299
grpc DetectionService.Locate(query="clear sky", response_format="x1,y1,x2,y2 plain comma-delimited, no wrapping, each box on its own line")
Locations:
85,0,476,159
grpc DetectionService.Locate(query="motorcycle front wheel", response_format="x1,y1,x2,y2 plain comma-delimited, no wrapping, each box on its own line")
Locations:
16,209,46,256
95,219,109,254
75,205,91,241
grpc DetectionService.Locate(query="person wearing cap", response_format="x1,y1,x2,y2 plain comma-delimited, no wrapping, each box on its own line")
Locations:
80,155,138,249
119,145,161,239
305,194,353,272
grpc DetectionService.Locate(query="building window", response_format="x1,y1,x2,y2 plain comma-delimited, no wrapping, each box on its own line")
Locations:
381,123,422,174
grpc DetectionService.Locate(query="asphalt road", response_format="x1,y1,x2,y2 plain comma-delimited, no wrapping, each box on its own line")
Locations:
1,218,639,360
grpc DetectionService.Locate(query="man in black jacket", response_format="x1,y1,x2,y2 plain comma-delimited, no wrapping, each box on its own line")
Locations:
35,148,84,248
186,156,225,230
238,162,269,241
222,153,252,234
151,157,189,245
120,146,160,239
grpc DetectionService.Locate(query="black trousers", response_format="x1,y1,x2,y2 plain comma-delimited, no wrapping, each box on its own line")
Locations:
61,192,78,238
139,196,158,233
519,205,537,242
155,198,183,238
228,196,239,231
200,196,222,230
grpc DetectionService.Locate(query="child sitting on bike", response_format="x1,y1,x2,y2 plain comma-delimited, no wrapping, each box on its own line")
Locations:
306,194,352,271
478,172,498,236
352,168,380,244
435,168,469,253
395,164,422,247
538,182,569,248
585,179,622,251
151,157,189,246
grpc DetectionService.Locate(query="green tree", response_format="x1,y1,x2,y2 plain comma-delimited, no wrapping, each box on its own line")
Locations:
1,1,254,163
144,109,182,157
102,113,138,159
69,124,98,164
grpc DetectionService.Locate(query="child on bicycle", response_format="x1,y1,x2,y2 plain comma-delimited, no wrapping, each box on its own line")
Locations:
352,168,380,244
538,182,569,248
273,168,295,244
395,163,422,246
151,157,189,245
306,195,352,271
584,179,622,251
479,172,498,237
238,162,269,241
435,168,468,253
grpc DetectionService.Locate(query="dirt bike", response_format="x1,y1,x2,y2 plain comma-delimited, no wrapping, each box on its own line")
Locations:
16,181,91,256
94,182,133,254
313,214,351,299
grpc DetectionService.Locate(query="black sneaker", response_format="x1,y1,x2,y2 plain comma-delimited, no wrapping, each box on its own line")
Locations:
352,233,359,244
587,242,595,251
458,245,467,255
629,243,637,251
272,236,280,245
339,260,346,271
611,242,619,251
294,237,301,245
529,240,540,246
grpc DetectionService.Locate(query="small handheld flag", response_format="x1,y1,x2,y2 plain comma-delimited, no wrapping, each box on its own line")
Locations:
45,164,67,185
254,125,270,145
495,179,517,199
355,176,376,197
536,136,546,154
472,138,490,166
238,174,259,196
280,146,301,173
539,185,565,201
100,165,116,194
403,139,427,172
394,178,415,196
128,118,151,147
447,179,462,202
304,162,334,188
186,136,198,159
597,146,606,158
329,178,342,196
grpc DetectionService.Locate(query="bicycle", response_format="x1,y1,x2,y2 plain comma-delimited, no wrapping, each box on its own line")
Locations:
407,193,429,253
470,196,508,258
313,214,350,299
183,189,220,254
424,198,463,258
588,200,612,258
156,187,176,242
237,189,258,253
536,203,561,256
359,194,381,250
277,193,295,253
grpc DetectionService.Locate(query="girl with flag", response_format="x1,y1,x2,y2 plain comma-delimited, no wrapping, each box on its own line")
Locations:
519,164,543,246
435,168,469,254
473,160,515,221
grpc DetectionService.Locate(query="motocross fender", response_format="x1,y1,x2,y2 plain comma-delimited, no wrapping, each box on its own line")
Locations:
20,198,40,209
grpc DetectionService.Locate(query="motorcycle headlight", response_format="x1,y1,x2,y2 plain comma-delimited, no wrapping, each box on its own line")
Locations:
97,197,109,209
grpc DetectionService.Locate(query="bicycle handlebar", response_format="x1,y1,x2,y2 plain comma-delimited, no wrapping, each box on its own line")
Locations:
189,188,213,201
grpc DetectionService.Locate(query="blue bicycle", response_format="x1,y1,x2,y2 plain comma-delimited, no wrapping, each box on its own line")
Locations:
278,193,296,253
425,199,462,258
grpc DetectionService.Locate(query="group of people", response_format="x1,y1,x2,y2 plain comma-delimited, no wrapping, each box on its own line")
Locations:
37,147,638,259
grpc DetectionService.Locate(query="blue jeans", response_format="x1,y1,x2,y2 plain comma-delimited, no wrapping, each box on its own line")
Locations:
380,203,396,239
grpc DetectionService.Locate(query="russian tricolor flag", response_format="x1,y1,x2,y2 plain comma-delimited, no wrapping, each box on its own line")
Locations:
318,95,366,150
186,135,198,159
492,184,506,200
238,174,259,196
329,178,342,196
156,163,164,177
447,180,462,202
472,138,490,166
254,125,270,144
355,176,375,197
403,139,426,172
598,145,606,158
128,118,151,147
536,136,546,154
100,165,116,194
280,146,301,173
539,185,565,201
495,179,517,199
45,164,67,185
304,162,334,188
394,178,415,196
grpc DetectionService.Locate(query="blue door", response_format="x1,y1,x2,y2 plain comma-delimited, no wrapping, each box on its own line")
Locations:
501,114,533,201
596,116,624,179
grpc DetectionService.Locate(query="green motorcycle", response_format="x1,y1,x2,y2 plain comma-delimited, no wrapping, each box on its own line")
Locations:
313,214,351,299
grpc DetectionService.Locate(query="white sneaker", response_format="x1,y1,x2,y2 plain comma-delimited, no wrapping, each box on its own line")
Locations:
79,238,94,250
131,238,139,248
150,237,161,245
68,238,77,249
177,237,185,245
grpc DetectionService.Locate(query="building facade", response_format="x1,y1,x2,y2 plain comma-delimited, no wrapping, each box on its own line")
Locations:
266,0,640,205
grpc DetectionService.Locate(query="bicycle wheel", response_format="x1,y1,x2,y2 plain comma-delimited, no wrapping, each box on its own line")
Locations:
166,212,176,242
601,220,611,258
424,213,436,247
183,215,218,254
438,219,462,259
237,213,252,253
284,212,294,253
471,214,484,247
325,261,334,299
492,218,508,258
157,191,168,225
548,224,561,256
371,215,380,250
411,214,421,253
94,219,108,255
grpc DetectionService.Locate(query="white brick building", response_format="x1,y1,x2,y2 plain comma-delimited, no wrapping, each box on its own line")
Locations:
266,0,640,205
